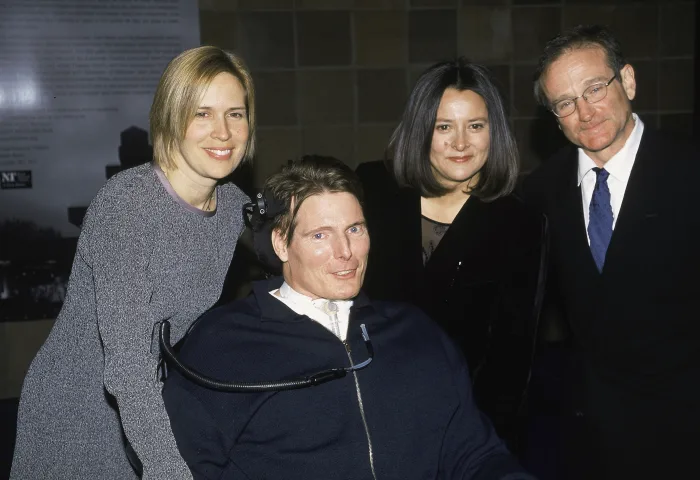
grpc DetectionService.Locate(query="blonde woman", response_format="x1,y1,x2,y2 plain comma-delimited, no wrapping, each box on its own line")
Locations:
11,46,255,479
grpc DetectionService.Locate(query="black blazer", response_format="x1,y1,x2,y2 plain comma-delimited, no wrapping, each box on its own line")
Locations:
521,128,700,477
357,161,548,444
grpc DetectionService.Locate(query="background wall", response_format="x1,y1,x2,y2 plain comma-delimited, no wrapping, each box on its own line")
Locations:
198,0,696,184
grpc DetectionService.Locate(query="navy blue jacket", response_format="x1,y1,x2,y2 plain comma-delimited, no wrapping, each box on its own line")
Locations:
163,277,536,480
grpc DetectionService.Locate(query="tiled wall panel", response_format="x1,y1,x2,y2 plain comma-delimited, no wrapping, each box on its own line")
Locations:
197,0,695,181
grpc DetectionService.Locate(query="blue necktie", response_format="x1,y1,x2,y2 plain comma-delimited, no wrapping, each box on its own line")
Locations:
588,167,613,272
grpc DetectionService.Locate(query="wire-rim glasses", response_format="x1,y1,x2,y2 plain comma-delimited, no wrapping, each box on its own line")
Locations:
550,74,618,118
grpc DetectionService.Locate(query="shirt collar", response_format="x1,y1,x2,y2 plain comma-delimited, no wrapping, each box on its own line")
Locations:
577,113,644,186
278,281,354,312
252,277,370,322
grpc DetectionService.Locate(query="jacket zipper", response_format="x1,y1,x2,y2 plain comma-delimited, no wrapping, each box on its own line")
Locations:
344,340,377,480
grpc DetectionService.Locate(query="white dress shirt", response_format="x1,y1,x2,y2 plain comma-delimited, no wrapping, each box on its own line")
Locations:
270,282,353,341
578,113,644,244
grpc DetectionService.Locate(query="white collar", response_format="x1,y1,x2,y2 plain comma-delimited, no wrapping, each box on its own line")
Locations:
577,113,644,186
277,282,354,311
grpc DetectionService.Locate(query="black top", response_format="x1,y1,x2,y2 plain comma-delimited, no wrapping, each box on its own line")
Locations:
356,160,548,446
421,215,450,264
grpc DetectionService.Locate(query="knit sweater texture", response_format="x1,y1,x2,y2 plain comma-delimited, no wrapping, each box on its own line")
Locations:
11,162,248,479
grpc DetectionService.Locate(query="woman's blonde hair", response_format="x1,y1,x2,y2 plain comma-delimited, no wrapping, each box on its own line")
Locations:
150,46,256,170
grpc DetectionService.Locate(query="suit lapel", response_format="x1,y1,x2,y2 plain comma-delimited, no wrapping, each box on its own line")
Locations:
553,150,602,278
603,130,660,275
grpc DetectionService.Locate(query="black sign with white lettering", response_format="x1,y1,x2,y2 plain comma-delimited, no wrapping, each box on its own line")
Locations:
0,170,32,189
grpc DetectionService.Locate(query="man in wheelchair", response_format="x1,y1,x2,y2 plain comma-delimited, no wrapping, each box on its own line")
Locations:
162,156,535,480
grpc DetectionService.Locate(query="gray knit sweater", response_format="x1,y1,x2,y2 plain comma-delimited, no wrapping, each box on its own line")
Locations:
11,163,248,479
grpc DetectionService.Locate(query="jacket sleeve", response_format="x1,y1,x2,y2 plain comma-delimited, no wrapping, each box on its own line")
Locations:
475,209,548,445
83,190,193,479
437,332,537,480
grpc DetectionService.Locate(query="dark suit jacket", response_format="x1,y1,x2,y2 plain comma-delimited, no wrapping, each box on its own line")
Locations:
521,128,700,478
356,161,548,447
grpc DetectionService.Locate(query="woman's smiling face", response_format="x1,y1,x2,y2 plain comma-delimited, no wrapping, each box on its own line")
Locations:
429,88,491,192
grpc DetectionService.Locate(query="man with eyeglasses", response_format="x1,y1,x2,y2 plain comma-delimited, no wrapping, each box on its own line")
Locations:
162,156,536,480
522,24,700,480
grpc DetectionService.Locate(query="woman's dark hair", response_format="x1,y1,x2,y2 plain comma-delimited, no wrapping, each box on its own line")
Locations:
533,24,627,108
387,57,518,201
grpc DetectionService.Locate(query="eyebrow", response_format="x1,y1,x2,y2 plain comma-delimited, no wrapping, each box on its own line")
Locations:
301,220,366,236
196,106,247,111
435,116,488,123
347,220,367,229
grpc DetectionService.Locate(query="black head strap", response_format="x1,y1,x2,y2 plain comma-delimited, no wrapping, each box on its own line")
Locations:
242,190,286,274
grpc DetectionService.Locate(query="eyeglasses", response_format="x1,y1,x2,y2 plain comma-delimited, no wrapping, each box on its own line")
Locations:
550,74,618,118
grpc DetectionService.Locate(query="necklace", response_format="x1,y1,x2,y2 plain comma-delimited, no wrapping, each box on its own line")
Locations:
161,167,216,211
202,188,216,211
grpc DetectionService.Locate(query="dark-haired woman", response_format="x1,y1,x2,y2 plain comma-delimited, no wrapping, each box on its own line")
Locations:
356,58,547,451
